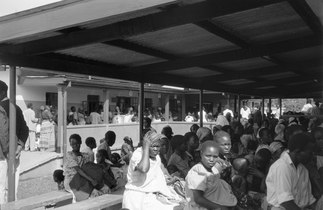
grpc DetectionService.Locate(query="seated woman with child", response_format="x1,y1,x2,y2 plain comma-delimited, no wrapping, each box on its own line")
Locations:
122,131,183,210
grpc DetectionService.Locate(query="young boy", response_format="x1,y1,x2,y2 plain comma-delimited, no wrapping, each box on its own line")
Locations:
82,137,97,162
185,140,237,210
98,131,116,161
53,169,65,190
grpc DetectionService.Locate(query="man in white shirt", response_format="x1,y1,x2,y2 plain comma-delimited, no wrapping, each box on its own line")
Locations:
223,105,234,119
90,106,103,124
240,101,251,120
266,133,316,210
23,103,38,151
197,107,207,122
301,99,313,115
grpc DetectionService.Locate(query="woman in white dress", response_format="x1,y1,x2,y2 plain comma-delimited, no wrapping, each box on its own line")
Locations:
122,131,182,210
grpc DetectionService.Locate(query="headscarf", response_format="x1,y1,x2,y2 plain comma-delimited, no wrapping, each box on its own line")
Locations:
196,127,212,143
215,114,229,127
144,130,161,145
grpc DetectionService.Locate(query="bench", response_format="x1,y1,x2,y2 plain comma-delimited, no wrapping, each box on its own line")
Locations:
1,191,73,210
55,194,123,210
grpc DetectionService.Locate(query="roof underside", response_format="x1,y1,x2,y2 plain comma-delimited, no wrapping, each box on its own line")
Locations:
0,0,322,98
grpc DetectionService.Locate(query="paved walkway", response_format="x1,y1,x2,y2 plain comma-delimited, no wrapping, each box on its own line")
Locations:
20,151,62,174
16,151,62,199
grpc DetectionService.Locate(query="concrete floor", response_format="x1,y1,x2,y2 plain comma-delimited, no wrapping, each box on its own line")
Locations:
17,151,62,199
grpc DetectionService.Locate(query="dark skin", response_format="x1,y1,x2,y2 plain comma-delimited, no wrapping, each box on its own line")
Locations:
70,138,98,187
191,145,234,210
280,146,316,210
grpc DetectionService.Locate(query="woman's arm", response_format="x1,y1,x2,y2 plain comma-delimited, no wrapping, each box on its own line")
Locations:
135,137,150,173
74,166,98,187
192,190,223,209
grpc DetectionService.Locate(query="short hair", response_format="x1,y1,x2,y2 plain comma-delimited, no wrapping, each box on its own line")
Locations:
0,80,8,93
247,139,258,151
285,125,304,142
200,140,218,153
161,125,173,136
213,130,230,142
85,137,97,149
69,134,82,144
255,148,272,163
190,124,199,132
259,128,269,139
184,132,198,143
170,135,186,150
144,117,152,126
53,169,64,182
27,103,33,109
105,131,116,146
288,132,315,152
232,158,249,172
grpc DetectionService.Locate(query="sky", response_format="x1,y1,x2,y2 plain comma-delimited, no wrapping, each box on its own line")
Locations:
0,0,62,17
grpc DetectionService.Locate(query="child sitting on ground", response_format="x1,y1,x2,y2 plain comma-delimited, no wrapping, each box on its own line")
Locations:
96,149,117,190
185,141,237,210
82,137,97,162
53,169,65,190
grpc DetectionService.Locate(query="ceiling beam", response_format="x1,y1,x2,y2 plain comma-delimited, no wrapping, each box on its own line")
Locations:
0,53,239,93
288,0,323,36
0,54,139,82
195,20,249,48
123,35,322,74
0,0,284,56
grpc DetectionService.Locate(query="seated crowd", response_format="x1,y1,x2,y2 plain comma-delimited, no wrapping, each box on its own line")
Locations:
54,114,323,210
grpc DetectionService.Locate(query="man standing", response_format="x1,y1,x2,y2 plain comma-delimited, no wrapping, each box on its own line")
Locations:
240,101,251,120
23,103,38,151
0,80,29,202
266,133,316,210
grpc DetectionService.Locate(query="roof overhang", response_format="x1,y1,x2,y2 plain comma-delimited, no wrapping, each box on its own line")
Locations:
0,0,322,98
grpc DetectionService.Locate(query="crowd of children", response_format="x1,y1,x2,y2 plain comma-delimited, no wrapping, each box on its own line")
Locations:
53,114,323,209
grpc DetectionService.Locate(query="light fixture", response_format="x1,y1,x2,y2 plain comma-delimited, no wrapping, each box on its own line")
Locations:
162,85,184,91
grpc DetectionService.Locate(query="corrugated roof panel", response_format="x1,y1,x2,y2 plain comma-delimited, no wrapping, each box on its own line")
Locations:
259,71,298,80
57,43,166,66
212,2,312,44
127,23,239,57
216,57,276,71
